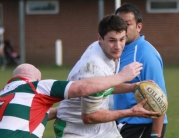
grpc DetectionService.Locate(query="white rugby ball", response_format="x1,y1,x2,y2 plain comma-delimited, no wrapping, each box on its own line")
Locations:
134,82,168,116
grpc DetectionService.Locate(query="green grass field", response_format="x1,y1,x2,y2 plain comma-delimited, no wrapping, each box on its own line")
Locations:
0,65,178,138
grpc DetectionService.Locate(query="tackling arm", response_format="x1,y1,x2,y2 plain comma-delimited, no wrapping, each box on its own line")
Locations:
68,62,143,98
113,83,138,94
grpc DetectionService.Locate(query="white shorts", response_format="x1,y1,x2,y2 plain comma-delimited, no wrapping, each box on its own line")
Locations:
53,119,122,138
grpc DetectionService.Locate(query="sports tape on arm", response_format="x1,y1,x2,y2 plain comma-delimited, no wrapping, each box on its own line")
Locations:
81,97,102,114
81,88,114,114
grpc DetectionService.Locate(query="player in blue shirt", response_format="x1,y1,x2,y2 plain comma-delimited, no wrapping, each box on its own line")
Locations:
114,3,168,138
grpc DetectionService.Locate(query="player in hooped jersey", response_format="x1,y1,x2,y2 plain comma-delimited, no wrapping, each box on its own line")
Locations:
0,63,157,138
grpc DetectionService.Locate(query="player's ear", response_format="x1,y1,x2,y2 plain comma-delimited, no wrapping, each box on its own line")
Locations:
137,22,142,33
98,34,103,43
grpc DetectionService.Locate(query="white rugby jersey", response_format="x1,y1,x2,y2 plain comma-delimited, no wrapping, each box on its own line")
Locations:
0,78,72,138
57,41,119,124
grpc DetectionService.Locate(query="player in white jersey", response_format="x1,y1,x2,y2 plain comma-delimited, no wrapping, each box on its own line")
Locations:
54,15,160,138
0,63,156,138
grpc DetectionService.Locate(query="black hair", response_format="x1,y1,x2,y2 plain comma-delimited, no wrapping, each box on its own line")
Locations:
115,3,142,24
98,15,127,39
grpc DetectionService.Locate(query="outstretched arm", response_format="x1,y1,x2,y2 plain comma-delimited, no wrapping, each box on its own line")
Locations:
113,82,137,94
68,62,143,98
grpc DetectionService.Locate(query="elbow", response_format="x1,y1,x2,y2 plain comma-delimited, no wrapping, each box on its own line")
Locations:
68,83,87,98
82,114,95,124
48,107,57,121
82,118,91,124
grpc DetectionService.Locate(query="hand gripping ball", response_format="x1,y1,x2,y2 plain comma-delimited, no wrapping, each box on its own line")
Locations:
134,82,168,116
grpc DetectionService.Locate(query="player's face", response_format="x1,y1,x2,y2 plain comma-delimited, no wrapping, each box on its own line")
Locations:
116,12,142,44
98,30,126,60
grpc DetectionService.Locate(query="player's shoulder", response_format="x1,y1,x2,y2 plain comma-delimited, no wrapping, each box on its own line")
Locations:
81,41,102,58
138,40,153,49
81,48,105,66
137,40,160,56
85,55,106,70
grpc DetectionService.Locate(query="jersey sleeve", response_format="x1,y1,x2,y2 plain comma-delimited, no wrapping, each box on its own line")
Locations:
36,79,72,99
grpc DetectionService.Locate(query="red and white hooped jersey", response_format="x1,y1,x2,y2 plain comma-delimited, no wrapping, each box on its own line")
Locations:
0,78,72,138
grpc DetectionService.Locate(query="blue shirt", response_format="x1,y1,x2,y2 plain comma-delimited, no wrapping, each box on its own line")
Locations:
114,35,168,124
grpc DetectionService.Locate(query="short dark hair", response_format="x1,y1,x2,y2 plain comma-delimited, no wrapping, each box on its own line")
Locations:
115,3,142,24
98,15,127,39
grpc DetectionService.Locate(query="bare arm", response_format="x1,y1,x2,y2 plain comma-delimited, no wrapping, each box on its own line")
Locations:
82,99,159,124
151,115,165,136
68,62,143,98
48,107,57,121
113,80,156,94
113,83,137,94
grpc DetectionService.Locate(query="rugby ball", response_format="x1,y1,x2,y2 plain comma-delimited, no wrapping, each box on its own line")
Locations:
134,82,168,116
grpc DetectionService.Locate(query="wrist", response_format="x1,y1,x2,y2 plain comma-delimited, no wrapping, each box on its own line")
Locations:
150,133,161,138
132,83,138,91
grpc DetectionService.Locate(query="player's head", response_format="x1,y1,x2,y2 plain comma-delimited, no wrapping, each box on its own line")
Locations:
98,15,127,60
115,3,143,44
98,15,127,39
13,63,41,81
115,3,142,24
